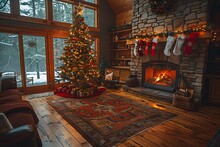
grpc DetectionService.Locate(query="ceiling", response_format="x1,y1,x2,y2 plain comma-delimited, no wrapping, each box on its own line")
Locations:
107,0,132,14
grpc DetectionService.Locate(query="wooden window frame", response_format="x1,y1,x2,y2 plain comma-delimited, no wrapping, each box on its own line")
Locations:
0,0,100,31
0,0,101,94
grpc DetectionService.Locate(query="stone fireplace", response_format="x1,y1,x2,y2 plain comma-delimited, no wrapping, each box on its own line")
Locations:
142,61,179,93
127,0,210,103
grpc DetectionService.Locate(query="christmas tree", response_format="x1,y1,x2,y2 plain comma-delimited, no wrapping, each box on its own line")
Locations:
58,4,100,92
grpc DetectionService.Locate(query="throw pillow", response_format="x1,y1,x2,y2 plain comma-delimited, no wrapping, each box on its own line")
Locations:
105,72,113,80
0,113,13,134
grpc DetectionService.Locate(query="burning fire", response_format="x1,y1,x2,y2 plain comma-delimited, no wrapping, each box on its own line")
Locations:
145,68,176,87
152,71,174,86
155,72,166,82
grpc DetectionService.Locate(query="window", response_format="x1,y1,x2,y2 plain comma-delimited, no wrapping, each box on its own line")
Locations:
0,0,10,13
83,0,97,4
0,0,100,92
0,32,21,87
19,0,46,19
53,37,66,83
84,7,96,27
53,0,73,23
23,35,47,87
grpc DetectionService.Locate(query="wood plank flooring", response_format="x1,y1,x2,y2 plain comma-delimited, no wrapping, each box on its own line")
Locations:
23,89,220,147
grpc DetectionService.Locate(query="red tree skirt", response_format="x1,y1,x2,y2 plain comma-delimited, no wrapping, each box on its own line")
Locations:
54,87,106,99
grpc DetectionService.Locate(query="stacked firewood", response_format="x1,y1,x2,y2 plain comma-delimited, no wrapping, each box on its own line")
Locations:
176,88,191,97
175,73,191,97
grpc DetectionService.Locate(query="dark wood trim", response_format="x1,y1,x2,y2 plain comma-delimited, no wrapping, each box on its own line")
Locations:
47,0,52,22
18,32,25,92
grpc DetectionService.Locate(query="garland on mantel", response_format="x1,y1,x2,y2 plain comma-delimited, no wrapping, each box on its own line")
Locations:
129,26,217,42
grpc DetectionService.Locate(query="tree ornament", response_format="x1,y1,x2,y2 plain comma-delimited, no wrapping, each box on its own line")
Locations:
173,35,186,56
164,36,176,56
77,4,84,16
79,17,84,21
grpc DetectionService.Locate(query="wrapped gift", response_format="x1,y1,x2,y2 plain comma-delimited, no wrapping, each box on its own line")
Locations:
57,87,63,92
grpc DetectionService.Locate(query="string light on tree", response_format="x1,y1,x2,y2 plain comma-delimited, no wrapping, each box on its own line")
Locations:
57,4,100,98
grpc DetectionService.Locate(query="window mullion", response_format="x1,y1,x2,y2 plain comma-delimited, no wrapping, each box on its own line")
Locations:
47,0,53,23
10,0,20,16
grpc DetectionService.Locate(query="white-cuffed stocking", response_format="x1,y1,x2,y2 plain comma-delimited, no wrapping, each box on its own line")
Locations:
133,39,138,56
173,35,186,56
164,36,176,56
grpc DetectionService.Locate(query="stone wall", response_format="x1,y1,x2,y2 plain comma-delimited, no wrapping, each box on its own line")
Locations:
130,0,210,103
132,0,208,34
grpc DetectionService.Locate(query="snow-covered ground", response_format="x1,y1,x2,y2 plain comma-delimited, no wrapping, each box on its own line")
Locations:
3,71,50,87
26,71,67,86
26,72,47,85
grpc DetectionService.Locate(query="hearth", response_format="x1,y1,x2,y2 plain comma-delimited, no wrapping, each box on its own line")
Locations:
142,61,180,93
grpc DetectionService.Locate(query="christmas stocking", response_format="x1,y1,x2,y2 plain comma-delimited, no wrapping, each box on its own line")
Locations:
184,32,199,56
138,39,144,56
151,37,158,56
173,35,187,56
145,38,151,56
164,36,176,56
133,39,138,56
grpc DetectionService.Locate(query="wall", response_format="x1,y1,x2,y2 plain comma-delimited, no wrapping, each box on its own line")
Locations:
116,9,132,26
130,0,210,103
106,0,132,26
132,0,208,34
100,0,116,66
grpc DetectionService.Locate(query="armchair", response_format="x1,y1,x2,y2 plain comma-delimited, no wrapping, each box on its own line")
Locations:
0,125,38,147
0,76,42,147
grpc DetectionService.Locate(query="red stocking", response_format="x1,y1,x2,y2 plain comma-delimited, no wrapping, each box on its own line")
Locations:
145,38,151,56
151,37,158,56
184,32,199,56
138,39,144,56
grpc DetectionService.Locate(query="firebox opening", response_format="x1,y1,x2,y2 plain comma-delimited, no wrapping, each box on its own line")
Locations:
145,68,176,87
142,61,180,93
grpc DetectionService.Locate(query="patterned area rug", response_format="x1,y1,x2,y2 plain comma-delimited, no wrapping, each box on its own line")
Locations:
48,92,177,147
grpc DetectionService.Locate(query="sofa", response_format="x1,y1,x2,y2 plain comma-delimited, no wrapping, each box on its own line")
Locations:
0,75,42,147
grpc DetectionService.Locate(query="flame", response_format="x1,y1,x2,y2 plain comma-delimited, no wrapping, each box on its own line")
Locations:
156,76,161,82
155,72,166,82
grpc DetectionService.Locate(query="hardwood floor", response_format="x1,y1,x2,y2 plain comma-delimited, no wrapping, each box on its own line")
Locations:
23,89,220,147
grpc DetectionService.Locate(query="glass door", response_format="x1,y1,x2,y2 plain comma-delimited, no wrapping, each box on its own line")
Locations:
0,32,22,87
53,37,66,83
23,35,47,87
